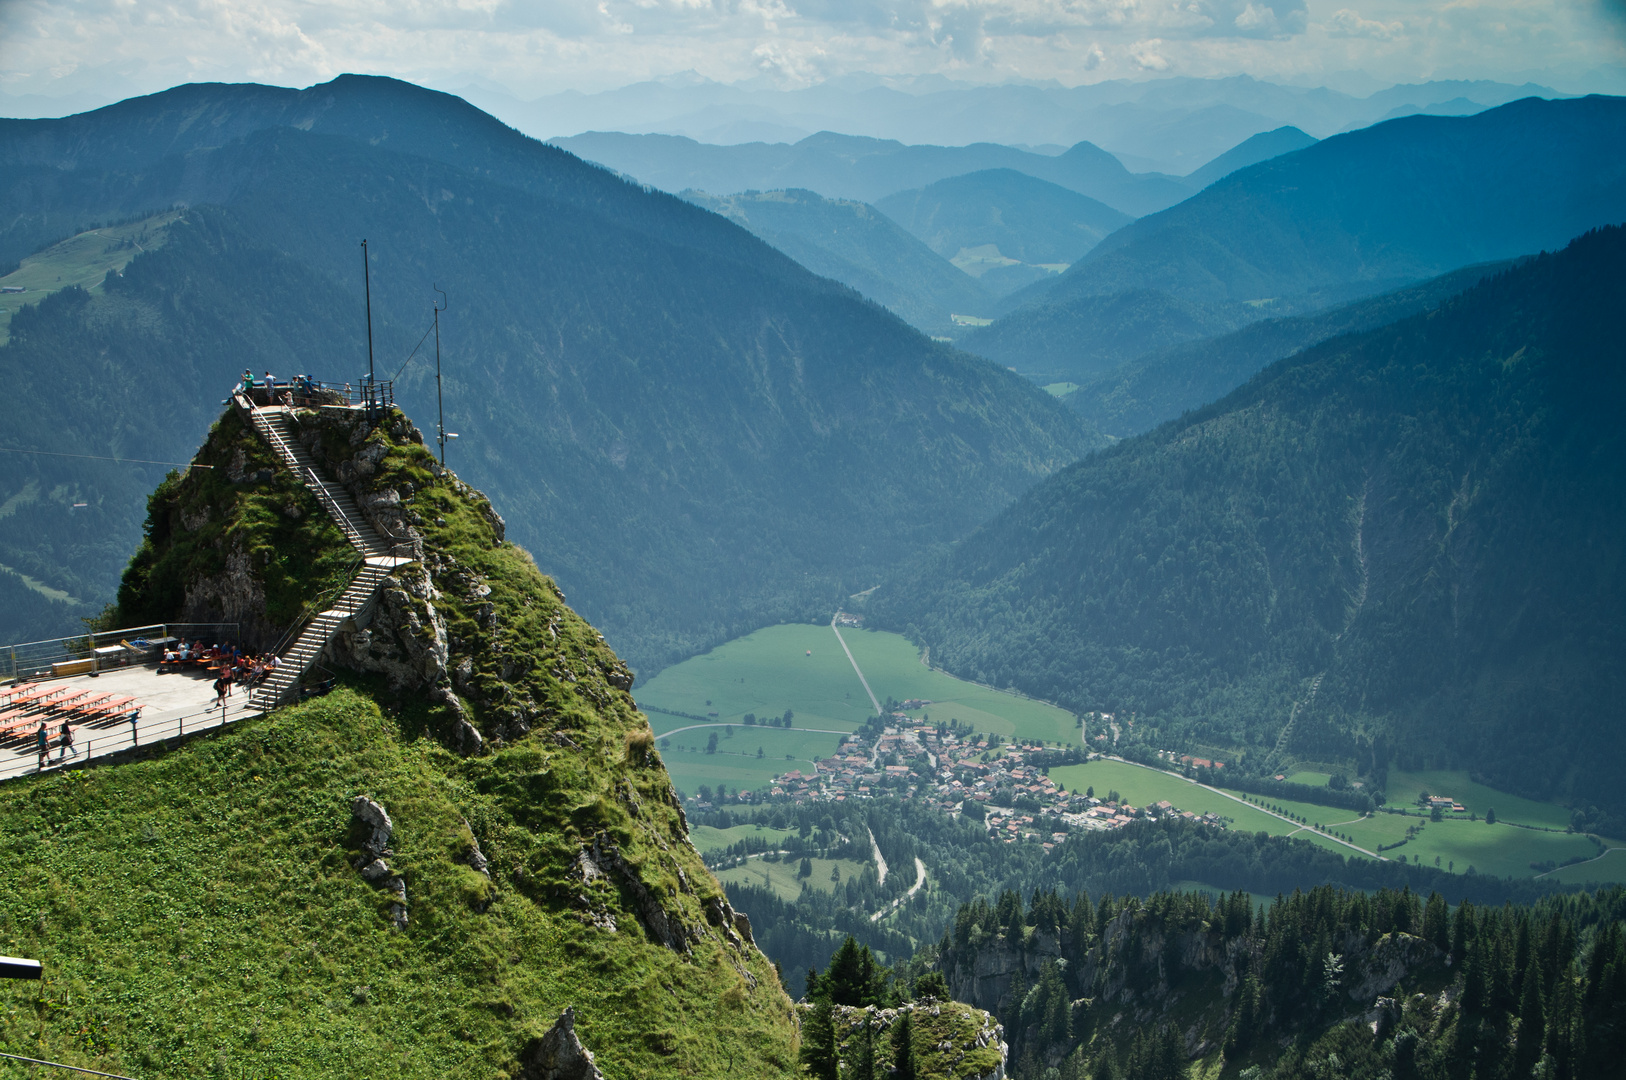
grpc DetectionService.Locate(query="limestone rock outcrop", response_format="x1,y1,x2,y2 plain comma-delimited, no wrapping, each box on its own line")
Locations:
519,1008,604,1080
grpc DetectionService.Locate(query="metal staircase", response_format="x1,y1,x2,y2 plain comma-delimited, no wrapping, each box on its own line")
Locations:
235,394,415,709
249,565,391,708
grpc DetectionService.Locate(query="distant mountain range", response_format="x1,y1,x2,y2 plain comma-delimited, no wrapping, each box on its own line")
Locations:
875,170,1131,293
960,95,1626,381
549,131,1191,217
0,76,1093,668
875,226,1626,819
463,74,1564,174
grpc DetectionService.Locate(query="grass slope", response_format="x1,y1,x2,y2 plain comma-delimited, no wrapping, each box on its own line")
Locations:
0,688,796,1079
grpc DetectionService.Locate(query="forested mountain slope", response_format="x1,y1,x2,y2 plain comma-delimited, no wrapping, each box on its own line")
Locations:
874,227,1626,820
1062,259,1517,438
931,882,1626,1080
0,76,1093,669
680,188,993,334
966,95,1626,379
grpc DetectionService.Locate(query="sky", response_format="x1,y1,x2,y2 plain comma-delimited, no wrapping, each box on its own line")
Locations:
1,0,1623,115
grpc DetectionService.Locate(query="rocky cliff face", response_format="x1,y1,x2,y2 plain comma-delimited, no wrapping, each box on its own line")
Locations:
116,408,356,649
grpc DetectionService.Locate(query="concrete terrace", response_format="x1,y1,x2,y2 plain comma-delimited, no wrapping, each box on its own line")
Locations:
1,663,260,782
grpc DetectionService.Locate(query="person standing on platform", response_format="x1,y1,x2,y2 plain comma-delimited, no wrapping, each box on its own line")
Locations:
35,721,49,771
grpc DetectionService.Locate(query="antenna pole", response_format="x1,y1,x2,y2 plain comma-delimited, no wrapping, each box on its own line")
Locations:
434,285,448,465
361,239,376,402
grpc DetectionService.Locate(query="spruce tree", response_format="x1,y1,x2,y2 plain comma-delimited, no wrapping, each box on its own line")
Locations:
890,1010,916,1080
800,998,839,1080
852,1015,877,1080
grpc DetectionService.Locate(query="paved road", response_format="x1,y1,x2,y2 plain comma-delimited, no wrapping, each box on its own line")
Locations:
869,827,889,885
651,721,849,739
872,857,928,923
1103,755,1386,860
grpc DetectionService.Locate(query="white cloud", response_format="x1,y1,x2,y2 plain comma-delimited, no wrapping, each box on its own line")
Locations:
1130,36,1170,69
0,0,1620,108
1327,7,1402,40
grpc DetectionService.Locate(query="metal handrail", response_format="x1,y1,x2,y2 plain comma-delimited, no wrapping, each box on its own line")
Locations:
263,553,365,662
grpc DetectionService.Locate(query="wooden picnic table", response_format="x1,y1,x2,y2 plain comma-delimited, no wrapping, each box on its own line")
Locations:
64,692,116,716
45,689,93,712
3,684,71,709
0,711,53,739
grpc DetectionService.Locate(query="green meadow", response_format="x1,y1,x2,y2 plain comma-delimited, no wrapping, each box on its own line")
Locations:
1544,848,1626,886
688,822,796,856
638,623,1080,795
0,211,180,344
840,627,1080,745
1383,769,1573,829
717,857,872,903
655,726,842,798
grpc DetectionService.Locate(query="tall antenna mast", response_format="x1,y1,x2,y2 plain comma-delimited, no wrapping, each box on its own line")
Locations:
433,285,448,465
361,239,376,390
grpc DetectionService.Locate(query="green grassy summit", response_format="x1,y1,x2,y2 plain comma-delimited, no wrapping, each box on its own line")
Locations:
2,404,801,1078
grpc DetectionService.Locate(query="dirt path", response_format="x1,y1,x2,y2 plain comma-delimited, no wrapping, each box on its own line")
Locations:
831,615,883,716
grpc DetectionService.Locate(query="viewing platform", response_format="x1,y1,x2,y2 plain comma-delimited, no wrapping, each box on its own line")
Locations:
0,377,423,782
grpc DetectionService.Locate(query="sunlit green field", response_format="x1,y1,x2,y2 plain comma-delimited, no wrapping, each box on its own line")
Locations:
1384,769,1572,829
0,211,180,343
688,822,795,855
638,623,1080,795
717,857,871,903
1047,760,1309,837
840,628,1080,745
1545,848,1626,886
638,623,872,732
656,726,845,798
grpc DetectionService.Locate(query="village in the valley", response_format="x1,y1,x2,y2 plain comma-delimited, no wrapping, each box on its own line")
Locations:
749,708,1227,849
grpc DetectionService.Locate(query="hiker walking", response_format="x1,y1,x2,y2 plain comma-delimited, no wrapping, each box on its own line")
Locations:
57,719,77,763
214,671,231,709
35,721,49,771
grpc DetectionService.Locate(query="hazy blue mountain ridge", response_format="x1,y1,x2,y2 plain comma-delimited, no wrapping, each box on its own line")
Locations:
550,130,1190,216
961,95,1626,381
680,187,994,333
0,77,1095,669
875,169,1133,267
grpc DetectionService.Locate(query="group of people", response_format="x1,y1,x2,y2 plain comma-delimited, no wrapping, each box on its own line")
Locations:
161,640,279,705
211,652,279,708
238,369,322,408
35,717,76,769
